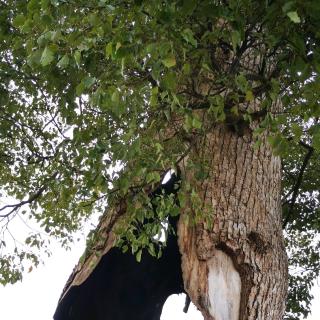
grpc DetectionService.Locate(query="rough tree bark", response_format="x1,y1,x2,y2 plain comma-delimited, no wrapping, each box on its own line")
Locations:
174,28,288,320
178,124,288,320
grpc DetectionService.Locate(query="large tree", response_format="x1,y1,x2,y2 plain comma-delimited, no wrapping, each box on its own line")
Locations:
1,1,320,319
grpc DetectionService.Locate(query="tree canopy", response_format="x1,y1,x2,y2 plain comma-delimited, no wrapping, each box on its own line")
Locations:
0,1,320,319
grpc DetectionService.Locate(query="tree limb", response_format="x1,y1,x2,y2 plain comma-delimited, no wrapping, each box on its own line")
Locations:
0,172,58,218
283,144,314,227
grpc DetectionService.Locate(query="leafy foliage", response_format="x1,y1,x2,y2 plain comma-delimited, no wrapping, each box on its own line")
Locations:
0,0,320,318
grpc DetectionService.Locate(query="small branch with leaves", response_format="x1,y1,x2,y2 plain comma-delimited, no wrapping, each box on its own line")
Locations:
0,172,58,219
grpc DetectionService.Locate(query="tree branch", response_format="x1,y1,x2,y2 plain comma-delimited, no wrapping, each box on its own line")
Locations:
0,172,58,218
283,144,314,227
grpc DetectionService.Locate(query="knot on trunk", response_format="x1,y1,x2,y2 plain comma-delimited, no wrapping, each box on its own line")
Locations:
248,231,270,255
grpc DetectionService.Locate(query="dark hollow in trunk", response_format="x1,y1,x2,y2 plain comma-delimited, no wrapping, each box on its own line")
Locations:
54,224,184,320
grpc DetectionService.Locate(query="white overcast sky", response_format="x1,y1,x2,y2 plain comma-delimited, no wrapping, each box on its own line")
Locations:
0,236,319,320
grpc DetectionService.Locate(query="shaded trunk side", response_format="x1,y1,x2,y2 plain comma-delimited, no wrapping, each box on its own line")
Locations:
54,226,184,320
54,178,185,320
178,125,288,320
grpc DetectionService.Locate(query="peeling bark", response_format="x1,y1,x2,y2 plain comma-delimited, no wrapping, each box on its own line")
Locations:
178,125,288,320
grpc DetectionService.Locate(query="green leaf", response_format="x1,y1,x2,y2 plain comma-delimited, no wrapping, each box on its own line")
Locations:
291,123,302,141
150,86,159,107
162,72,177,91
83,77,96,89
231,30,241,51
146,172,161,184
57,55,70,69
184,115,193,131
88,13,100,26
12,15,26,28
105,42,113,58
192,117,202,129
162,56,176,68
41,0,50,10
182,63,191,74
27,0,39,12
27,50,42,67
136,249,142,262
115,42,122,52
287,11,301,23
148,243,156,257
76,82,85,96
50,0,60,7
312,127,320,151
182,28,197,47
40,46,54,66
181,0,197,16
111,90,120,104
235,73,248,92
282,1,295,13
74,51,81,66
245,90,254,101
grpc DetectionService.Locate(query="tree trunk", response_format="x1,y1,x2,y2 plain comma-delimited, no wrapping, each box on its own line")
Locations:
54,50,288,319
54,125,288,320
178,124,288,320
55,123,288,320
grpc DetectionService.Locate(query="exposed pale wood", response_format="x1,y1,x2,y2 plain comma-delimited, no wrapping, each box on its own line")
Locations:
207,250,241,320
